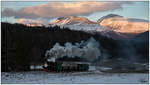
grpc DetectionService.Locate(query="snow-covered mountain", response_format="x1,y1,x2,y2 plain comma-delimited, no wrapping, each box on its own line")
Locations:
98,14,149,34
50,16,97,26
49,16,128,39
23,14,148,39
49,16,103,31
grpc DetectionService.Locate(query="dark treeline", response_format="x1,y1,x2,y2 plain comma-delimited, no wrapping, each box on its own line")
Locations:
2,22,115,71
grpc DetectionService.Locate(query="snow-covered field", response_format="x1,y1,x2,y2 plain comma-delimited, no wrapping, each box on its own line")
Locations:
1,71,149,84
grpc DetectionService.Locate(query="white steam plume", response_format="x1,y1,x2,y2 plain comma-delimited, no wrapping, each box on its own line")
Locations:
45,37,101,62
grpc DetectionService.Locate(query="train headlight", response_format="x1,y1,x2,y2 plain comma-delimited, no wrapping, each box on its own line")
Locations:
44,63,48,67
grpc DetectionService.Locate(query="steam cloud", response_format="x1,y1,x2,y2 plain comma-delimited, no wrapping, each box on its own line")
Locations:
45,37,101,62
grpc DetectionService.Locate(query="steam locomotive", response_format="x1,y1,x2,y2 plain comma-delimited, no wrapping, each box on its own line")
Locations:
43,56,89,72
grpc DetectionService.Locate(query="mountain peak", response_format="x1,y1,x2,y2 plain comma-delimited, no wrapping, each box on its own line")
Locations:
57,16,77,20
50,16,97,25
97,14,123,23
104,14,122,17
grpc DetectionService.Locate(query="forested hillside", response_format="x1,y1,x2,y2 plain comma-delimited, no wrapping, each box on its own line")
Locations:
1,22,148,72
1,23,99,71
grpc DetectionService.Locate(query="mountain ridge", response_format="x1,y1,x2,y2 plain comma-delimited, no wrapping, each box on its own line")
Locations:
14,14,149,39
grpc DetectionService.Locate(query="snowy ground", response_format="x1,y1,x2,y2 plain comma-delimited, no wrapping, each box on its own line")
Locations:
1,71,149,84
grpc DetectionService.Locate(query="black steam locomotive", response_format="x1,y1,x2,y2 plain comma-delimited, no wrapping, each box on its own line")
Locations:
43,56,89,72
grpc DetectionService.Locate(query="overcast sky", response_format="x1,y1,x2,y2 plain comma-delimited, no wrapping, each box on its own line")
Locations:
1,1,149,24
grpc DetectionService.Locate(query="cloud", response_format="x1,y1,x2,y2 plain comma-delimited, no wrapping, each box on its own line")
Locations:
16,18,45,25
16,18,27,24
2,1,132,19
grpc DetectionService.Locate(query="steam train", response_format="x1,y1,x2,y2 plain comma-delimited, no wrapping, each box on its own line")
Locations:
43,56,89,72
